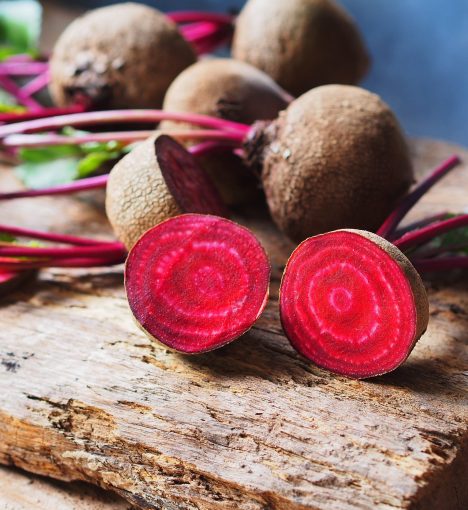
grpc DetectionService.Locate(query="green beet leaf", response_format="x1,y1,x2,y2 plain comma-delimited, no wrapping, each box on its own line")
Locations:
0,0,42,60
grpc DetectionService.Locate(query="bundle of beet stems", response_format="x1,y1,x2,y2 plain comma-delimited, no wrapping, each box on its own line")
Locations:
0,109,466,277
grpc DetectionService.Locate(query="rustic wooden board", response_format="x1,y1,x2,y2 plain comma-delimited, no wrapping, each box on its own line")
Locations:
0,139,467,510
0,466,131,510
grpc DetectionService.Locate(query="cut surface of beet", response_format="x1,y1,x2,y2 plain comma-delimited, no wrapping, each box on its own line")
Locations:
280,230,428,379
125,214,270,353
155,135,229,218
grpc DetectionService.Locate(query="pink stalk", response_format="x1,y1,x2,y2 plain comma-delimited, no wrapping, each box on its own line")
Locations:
0,74,42,109
0,110,250,139
188,26,232,54
0,141,239,201
392,212,449,240
411,242,468,259
3,131,153,148
0,255,125,271
395,214,468,252
180,22,221,39
4,55,35,63
189,140,238,157
167,11,234,25
21,71,51,97
0,224,112,246
0,62,49,76
3,128,244,148
377,155,461,239
0,243,125,259
0,104,86,124
412,256,468,273
0,174,109,200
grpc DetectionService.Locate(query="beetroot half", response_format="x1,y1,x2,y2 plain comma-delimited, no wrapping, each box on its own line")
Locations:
125,214,270,354
280,230,429,379
155,135,229,218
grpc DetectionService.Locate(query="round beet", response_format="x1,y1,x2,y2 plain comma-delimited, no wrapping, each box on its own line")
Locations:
105,134,226,250
163,59,291,126
125,214,270,353
162,58,291,205
49,3,196,109
247,85,413,243
232,0,370,97
280,229,429,379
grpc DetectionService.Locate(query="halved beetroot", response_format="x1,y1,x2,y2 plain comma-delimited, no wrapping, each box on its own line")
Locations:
155,135,229,218
280,230,429,379
125,214,270,353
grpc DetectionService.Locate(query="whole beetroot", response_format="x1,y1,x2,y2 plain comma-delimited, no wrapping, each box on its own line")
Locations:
247,85,413,242
49,3,196,109
162,58,291,205
232,0,370,97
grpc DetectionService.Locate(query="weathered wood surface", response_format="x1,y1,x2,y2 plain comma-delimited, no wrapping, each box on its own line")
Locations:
0,466,131,510
0,139,467,510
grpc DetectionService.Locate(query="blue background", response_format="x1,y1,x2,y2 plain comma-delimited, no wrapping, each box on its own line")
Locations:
71,1,468,146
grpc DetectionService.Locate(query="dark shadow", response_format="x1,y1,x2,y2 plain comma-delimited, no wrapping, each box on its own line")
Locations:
0,465,127,507
370,357,467,396
0,268,124,308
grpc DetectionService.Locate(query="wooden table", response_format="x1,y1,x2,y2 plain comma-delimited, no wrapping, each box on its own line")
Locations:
0,139,467,509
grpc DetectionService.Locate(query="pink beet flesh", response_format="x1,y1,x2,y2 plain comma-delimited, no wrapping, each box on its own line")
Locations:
280,231,419,379
155,135,229,218
125,214,270,353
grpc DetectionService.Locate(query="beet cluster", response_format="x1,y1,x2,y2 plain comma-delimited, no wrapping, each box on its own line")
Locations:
0,1,465,381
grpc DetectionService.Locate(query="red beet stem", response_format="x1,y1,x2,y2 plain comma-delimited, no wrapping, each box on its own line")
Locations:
3,128,244,148
20,71,51,97
0,224,112,246
0,255,125,271
0,110,249,139
395,214,468,252
125,214,270,354
3,131,153,148
182,22,232,54
180,21,222,39
392,212,449,240
167,11,234,25
189,140,239,157
412,256,468,272
0,174,109,200
0,243,125,259
411,241,468,260
0,62,48,76
377,155,461,239
188,25,233,55
0,105,86,124
0,140,240,201
0,74,42,110
4,55,36,63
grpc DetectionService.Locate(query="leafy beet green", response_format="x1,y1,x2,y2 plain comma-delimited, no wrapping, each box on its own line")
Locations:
0,0,42,61
14,128,131,188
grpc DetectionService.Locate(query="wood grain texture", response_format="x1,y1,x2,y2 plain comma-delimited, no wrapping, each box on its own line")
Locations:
0,466,132,510
0,139,467,510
